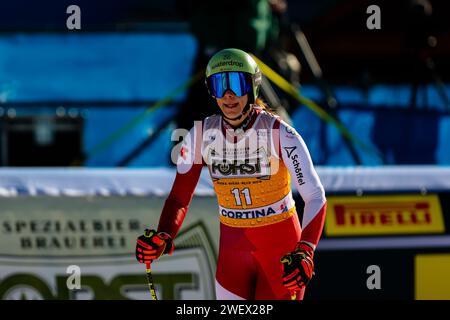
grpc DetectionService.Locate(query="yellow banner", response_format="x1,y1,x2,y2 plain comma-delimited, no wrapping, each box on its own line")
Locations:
325,194,445,236
415,254,450,300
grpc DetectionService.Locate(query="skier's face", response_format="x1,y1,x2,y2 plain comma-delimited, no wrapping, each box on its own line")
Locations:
216,90,249,120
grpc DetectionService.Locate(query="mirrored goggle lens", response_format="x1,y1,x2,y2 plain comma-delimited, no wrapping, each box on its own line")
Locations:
207,72,252,98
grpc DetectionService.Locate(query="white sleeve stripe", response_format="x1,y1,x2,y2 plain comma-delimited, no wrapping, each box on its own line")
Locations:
177,121,203,174
302,198,326,228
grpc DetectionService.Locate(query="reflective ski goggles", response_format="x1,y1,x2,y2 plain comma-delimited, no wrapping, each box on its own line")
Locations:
206,72,252,98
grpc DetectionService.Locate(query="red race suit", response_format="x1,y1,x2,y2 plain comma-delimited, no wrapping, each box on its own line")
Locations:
157,106,327,300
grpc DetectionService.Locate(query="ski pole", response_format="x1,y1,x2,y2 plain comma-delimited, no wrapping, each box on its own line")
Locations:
145,262,158,300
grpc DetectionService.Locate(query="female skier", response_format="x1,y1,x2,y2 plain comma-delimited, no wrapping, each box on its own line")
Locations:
136,48,327,300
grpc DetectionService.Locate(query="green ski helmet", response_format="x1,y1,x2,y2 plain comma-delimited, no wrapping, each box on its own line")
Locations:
205,48,262,103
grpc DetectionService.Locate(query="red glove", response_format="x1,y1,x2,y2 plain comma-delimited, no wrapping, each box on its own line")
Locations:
135,229,174,264
280,242,315,291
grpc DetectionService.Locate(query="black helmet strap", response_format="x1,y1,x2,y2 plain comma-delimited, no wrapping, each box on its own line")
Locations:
221,101,253,127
